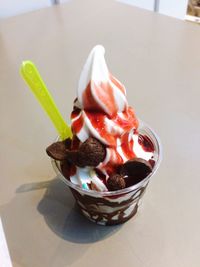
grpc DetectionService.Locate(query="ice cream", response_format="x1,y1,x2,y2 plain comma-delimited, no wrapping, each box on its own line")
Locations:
21,45,161,225
47,45,156,192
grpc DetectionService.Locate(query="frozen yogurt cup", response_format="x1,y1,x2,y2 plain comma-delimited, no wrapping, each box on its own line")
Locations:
51,121,162,225
21,44,162,225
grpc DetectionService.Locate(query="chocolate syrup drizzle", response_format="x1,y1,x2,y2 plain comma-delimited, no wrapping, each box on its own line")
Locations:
70,183,148,225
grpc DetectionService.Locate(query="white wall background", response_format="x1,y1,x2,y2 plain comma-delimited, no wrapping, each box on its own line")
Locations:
158,0,189,19
0,0,70,18
0,0,189,19
117,0,155,11
118,0,189,19
0,0,51,18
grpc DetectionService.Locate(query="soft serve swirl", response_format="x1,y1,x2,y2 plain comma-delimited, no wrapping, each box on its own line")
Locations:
78,45,128,116
70,45,153,190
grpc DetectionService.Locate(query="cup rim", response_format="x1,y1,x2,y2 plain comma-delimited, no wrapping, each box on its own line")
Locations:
51,120,162,197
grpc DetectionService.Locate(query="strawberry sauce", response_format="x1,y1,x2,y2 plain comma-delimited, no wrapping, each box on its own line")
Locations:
138,134,154,152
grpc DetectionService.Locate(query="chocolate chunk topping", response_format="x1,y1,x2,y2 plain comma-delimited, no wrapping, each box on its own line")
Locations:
78,137,106,167
65,150,79,165
64,138,72,149
60,160,71,178
46,138,71,160
120,158,152,184
46,137,105,168
79,137,106,167
107,174,126,191
62,137,106,167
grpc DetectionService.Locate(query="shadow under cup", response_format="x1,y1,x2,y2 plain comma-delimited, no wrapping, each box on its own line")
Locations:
52,122,162,225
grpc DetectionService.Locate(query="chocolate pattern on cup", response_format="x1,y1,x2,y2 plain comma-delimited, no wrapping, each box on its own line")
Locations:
70,181,148,225
51,119,161,225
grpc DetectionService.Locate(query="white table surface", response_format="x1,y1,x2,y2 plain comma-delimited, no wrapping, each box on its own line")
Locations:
0,0,200,266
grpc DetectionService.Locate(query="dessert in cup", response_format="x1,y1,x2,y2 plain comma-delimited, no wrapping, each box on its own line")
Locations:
21,45,162,225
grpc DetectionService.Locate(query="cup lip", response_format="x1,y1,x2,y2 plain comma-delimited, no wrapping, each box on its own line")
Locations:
51,120,162,197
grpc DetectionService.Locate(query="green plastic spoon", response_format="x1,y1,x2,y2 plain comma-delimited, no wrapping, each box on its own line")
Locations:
20,61,72,140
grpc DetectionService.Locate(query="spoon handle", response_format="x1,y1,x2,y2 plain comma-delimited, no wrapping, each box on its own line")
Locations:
20,61,72,140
